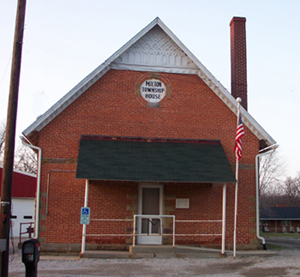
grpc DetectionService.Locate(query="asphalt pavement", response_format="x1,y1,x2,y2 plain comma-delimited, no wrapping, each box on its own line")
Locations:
8,236,300,276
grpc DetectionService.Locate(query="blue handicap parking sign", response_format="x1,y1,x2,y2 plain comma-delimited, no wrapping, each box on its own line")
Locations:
82,208,89,215
80,207,90,224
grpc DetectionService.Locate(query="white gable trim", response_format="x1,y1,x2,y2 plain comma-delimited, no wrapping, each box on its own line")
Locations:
110,24,199,74
22,17,275,145
110,64,200,75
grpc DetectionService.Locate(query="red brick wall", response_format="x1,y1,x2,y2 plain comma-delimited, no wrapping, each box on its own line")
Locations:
37,69,259,248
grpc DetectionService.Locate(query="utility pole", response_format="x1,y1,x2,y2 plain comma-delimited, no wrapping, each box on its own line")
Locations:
0,0,26,276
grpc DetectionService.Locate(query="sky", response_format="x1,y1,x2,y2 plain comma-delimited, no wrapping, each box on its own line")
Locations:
0,0,299,178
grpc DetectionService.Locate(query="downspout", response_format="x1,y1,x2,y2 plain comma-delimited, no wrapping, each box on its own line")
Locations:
21,136,42,239
255,143,278,250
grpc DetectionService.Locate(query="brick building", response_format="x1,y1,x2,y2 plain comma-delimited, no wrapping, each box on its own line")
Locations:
22,17,276,254
261,207,300,233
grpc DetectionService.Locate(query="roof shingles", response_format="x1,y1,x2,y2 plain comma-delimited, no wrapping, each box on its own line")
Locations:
76,136,236,183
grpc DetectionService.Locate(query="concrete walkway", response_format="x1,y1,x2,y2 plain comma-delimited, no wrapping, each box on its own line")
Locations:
79,245,277,259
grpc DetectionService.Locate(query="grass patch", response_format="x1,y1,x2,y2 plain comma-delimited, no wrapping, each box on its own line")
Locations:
261,232,300,238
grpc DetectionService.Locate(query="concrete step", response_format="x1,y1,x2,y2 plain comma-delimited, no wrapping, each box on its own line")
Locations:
129,245,222,254
129,245,176,254
81,250,221,259
81,250,136,259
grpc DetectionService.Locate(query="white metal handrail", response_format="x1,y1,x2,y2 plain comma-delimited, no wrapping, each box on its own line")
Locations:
175,219,222,237
86,218,134,237
176,220,222,222
82,216,223,250
91,219,134,221
133,214,176,247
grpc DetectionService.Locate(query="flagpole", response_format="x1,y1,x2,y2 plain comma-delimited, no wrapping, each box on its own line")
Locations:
233,97,242,258
233,159,239,258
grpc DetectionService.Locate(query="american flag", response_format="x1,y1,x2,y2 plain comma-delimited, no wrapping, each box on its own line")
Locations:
234,112,245,160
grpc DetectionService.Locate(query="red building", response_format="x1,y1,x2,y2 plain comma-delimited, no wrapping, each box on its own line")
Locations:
22,17,275,254
0,167,36,238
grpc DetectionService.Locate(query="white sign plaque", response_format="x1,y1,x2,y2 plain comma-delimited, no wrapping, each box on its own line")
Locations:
140,79,166,103
176,199,190,209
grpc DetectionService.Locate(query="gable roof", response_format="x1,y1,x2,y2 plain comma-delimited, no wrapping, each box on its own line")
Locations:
22,17,276,146
261,207,300,220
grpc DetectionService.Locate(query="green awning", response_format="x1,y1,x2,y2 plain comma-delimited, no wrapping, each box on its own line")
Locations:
76,136,236,183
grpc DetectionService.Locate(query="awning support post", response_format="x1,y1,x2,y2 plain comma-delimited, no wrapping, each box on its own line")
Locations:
81,179,89,255
221,183,226,255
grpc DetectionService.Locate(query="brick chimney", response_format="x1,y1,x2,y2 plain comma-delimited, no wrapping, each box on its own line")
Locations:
230,17,247,110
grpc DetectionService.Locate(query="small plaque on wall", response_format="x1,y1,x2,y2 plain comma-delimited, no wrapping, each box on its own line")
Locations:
176,198,190,209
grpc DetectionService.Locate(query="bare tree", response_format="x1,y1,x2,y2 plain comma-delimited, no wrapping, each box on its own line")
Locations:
260,185,285,208
14,143,37,175
0,122,6,167
261,173,300,208
259,151,286,194
0,123,37,174
282,173,300,207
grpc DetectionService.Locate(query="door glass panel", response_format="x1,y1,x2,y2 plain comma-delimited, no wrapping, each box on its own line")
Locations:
141,188,160,234
142,218,149,233
150,219,160,233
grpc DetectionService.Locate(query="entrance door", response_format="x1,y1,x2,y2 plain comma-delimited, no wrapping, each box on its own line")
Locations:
137,184,163,245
